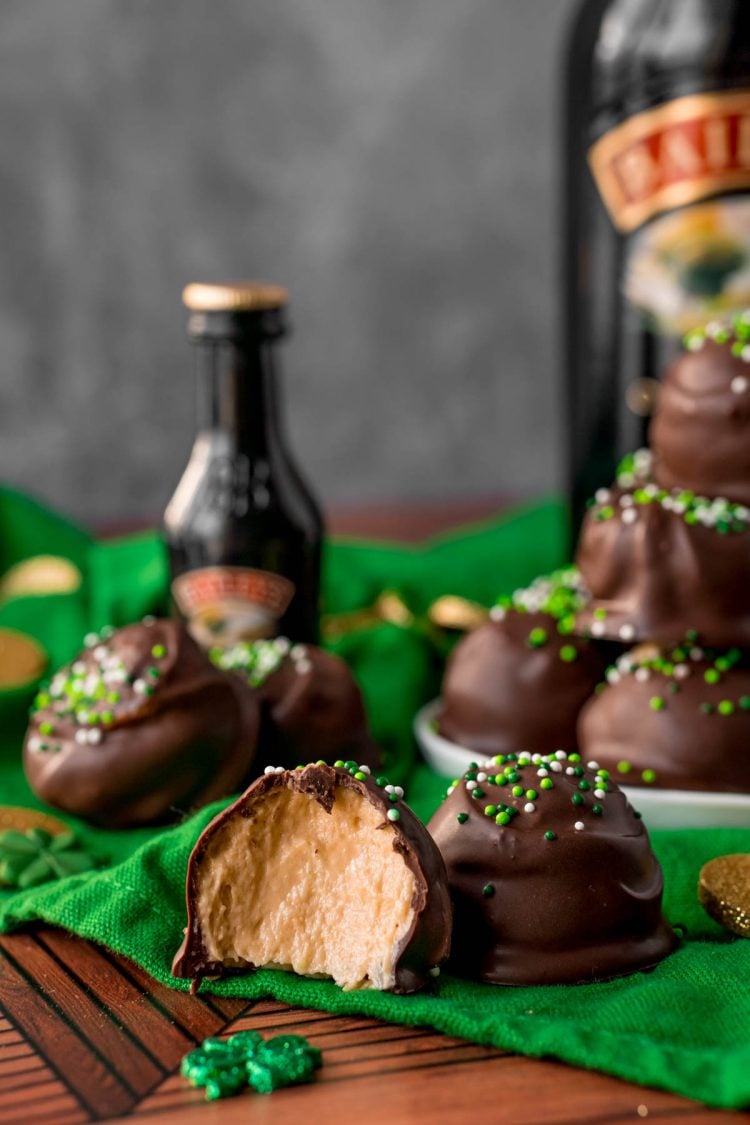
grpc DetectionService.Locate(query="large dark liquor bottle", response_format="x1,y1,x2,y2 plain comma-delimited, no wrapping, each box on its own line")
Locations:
164,282,324,647
564,0,750,530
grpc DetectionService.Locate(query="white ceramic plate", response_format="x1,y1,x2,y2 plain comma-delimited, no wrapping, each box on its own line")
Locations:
414,698,750,829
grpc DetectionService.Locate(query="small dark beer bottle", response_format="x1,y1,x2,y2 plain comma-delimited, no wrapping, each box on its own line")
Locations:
164,282,324,647
564,0,750,530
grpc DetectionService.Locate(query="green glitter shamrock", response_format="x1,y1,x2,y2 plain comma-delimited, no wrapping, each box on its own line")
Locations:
0,828,99,889
181,1031,322,1100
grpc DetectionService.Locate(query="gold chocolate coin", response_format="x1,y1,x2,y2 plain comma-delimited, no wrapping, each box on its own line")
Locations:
0,806,69,837
428,595,488,632
1,555,82,600
0,627,47,690
698,854,750,937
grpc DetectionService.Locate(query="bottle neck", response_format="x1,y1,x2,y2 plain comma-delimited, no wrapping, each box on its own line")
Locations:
194,334,282,456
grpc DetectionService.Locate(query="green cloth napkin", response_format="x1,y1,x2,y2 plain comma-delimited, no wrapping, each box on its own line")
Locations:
2,485,750,1109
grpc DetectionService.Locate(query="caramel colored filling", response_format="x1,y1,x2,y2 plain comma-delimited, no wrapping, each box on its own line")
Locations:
195,786,416,991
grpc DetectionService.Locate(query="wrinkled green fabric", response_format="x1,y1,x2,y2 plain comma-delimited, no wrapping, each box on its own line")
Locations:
2,486,750,1109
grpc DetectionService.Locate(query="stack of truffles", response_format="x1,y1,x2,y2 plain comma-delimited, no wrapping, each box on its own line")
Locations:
440,312,750,795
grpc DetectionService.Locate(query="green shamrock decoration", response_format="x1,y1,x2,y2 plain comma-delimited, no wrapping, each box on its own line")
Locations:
181,1030,322,1100
0,828,99,889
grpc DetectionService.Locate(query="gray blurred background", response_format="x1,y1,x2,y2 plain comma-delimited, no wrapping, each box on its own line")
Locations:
0,0,577,527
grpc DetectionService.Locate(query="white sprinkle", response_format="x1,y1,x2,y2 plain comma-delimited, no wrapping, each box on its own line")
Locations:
531,753,542,764
555,750,567,760
466,780,477,791
742,348,750,365
644,483,659,498
574,821,585,831
690,647,704,661
142,615,156,625
733,376,749,395
619,494,634,508
394,786,404,798
622,508,638,525
290,645,308,661
72,661,86,675
274,765,285,774
429,966,441,978
446,785,455,796
264,765,276,774
27,736,43,752
75,730,88,745
87,728,103,745
296,658,312,675
591,621,606,637
385,785,395,794
476,772,487,783
595,488,611,505
524,802,535,813
635,667,651,683
387,808,400,821
594,788,606,799
93,646,108,661
489,605,506,621
671,500,686,515
133,679,148,695
359,765,371,775
686,334,704,351
275,637,291,654
566,767,576,776
619,624,636,642
587,761,599,770
706,319,724,338
617,656,634,673
550,761,563,773
674,664,690,680
607,669,621,685
736,505,750,521
84,633,99,648
537,768,549,777
619,472,636,488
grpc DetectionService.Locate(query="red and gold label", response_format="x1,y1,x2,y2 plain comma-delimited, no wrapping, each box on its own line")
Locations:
589,90,750,233
172,566,294,649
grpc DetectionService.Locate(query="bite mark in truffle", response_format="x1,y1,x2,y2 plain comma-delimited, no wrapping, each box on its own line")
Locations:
172,763,451,993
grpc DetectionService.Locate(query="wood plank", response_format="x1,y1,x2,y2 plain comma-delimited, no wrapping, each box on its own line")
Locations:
2,932,162,1097
0,940,133,1119
0,1093,87,1125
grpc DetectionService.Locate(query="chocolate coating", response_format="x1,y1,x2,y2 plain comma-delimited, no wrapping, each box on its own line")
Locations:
579,645,750,793
213,639,380,771
24,620,260,828
438,611,605,756
427,752,675,985
575,477,750,646
172,763,451,993
651,337,750,505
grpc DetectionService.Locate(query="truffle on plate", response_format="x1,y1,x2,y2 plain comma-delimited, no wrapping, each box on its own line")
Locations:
427,750,675,985
438,569,605,756
578,643,750,793
650,316,750,505
575,450,750,646
172,762,451,993
211,638,380,771
24,619,260,828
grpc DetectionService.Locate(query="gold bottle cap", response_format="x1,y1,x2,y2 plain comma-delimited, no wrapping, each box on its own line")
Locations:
182,281,288,313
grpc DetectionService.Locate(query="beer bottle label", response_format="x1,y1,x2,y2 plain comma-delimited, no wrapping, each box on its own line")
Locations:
172,566,295,649
589,90,750,336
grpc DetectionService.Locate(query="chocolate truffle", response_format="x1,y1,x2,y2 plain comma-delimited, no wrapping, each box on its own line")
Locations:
650,316,750,505
438,569,605,756
172,762,451,993
575,450,750,646
579,644,750,793
427,751,675,985
211,638,380,771
24,620,260,828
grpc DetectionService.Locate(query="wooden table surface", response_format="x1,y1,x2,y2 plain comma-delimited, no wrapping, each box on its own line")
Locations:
1,503,749,1124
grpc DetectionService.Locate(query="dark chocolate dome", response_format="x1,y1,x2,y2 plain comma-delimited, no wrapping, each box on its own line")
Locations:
427,750,675,985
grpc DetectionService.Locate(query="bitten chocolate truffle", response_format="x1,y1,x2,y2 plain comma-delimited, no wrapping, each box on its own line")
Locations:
24,620,260,828
427,751,675,985
575,450,750,646
579,644,750,793
650,316,750,505
438,569,605,756
172,762,451,993
211,639,380,771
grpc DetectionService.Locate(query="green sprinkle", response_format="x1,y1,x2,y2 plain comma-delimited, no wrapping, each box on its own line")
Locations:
559,644,578,663
704,669,721,684
544,830,556,841
572,793,584,806
387,809,400,822
482,884,495,898
354,771,367,781
592,804,603,815
457,812,469,824
740,696,750,711
471,787,485,799
147,666,160,680
649,696,666,711
578,780,591,791
718,700,735,716
642,769,656,784
344,760,357,771
617,761,632,774
495,811,511,826
527,627,548,648
100,710,114,725
700,702,715,715
540,778,554,790
38,721,53,736
484,805,497,817
525,789,538,801
512,785,524,797
151,644,166,659
569,753,581,762
335,761,346,769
